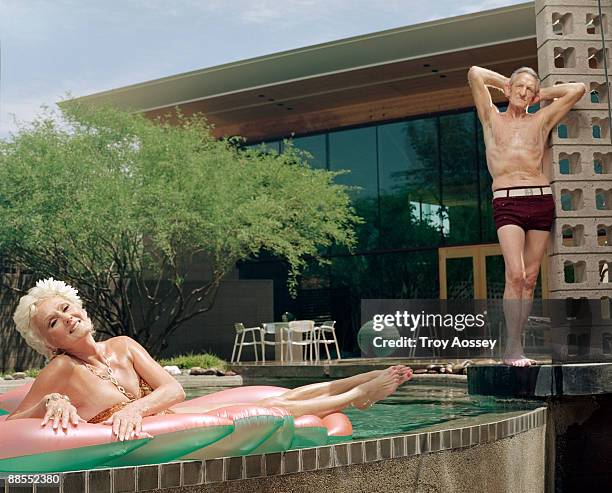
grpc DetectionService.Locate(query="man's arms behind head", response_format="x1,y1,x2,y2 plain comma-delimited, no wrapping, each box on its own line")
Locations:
468,66,508,125
537,82,587,134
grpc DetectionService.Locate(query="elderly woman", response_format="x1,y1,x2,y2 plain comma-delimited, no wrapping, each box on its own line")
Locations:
7,279,411,441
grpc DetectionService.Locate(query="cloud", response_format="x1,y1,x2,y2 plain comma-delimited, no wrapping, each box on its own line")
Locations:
0,97,55,138
456,0,525,15
0,70,161,139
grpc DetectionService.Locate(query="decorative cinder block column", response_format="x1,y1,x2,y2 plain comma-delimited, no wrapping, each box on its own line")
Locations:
536,0,612,360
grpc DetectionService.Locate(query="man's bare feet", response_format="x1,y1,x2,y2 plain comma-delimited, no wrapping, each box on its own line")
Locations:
503,356,538,367
352,372,401,410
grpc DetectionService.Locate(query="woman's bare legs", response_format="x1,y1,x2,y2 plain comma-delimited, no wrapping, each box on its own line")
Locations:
279,365,412,401
172,367,411,418
172,370,406,418
256,371,403,418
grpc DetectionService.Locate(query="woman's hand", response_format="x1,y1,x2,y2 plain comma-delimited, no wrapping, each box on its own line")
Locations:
103,408,144,441
41,393,83,430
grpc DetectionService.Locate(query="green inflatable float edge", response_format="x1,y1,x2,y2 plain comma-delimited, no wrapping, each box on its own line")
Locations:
0,438,151,473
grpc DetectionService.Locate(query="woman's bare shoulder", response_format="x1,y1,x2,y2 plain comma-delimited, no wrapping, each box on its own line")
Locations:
18,355,77,407
105,336,138,356
42,354,77,375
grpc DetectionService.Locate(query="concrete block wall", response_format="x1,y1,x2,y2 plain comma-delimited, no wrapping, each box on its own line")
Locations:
537,0,612,304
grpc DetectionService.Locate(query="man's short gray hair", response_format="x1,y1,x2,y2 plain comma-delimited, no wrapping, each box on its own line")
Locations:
510,67,540,88
13,278,84,359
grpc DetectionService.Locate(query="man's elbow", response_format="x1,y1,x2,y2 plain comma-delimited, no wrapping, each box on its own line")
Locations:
572,83,587,98
468,66,481,81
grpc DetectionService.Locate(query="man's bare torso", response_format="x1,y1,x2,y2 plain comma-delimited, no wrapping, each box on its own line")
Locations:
482,109,550,190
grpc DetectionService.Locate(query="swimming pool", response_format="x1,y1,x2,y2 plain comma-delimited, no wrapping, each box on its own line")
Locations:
184,377,537,441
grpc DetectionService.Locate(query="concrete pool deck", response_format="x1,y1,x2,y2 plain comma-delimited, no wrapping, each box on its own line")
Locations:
469,363,612,491
230,357,523,379
0,372,468,396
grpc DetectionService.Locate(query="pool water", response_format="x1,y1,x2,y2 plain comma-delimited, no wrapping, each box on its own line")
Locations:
184,378,535,441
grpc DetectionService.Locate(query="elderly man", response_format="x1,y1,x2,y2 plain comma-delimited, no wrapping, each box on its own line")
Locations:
468,66,585,366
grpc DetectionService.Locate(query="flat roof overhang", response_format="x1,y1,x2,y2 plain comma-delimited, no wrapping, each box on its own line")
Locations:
70,2,536,140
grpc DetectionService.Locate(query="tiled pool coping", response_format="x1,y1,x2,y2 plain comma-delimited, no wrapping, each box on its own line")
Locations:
2,407,546,493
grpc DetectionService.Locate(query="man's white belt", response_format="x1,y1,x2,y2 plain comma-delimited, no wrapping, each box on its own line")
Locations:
493,186,552,199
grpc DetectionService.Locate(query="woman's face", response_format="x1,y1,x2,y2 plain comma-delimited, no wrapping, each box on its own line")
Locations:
31,296,93,352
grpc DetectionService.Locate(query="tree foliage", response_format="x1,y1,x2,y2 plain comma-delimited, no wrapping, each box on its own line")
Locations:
0,104,358,355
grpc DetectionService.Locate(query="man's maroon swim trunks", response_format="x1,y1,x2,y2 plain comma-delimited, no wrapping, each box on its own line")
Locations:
492,190,555,232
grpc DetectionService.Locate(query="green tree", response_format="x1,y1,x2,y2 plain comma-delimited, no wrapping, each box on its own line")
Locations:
0,104,358,355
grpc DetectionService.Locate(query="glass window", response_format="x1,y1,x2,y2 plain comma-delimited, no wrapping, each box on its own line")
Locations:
378,119,442,249
328,249,439,355
379,249,439,298
440,112,480,244
330,254,384,356
329,127,379,252
290,134,327,169
446,257,474,299
246,140,281,154
477,118,497,243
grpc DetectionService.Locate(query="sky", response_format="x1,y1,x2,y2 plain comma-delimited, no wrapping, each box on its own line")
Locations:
0,0,528,138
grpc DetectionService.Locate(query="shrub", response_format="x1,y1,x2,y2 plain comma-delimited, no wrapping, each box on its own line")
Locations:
157,352,228,371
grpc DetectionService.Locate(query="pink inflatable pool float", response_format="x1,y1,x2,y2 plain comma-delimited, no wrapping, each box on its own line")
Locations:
0,384,352,472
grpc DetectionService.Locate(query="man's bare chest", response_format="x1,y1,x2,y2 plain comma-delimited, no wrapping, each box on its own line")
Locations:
489,115,543,148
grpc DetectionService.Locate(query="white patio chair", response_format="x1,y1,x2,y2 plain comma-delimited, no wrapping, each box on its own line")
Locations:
261,322,289,363
231,323,260,363
285,320,316,362
313,320,342,361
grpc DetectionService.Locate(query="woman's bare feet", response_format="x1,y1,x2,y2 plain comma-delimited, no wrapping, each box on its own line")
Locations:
369,365,411,381
351,371,401,410
391,365,413,384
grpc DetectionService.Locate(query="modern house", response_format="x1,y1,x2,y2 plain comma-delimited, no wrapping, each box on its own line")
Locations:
75,3,542,356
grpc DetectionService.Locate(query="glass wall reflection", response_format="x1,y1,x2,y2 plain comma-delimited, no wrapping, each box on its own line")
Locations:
243,107,502,355
378,119,442,249
440,112,480,244
291,134,327,170
329,127,379,252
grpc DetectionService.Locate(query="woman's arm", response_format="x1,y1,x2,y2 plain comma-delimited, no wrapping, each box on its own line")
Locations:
6,356,82,428
104,337,185,440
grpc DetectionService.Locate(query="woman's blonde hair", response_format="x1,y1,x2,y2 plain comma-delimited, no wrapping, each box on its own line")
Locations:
13,278,85,359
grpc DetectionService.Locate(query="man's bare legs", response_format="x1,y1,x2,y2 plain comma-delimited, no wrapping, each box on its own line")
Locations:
498,225,550,366
518,229,550,359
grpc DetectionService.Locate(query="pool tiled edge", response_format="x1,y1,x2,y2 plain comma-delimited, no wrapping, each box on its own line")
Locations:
3,407,547,493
